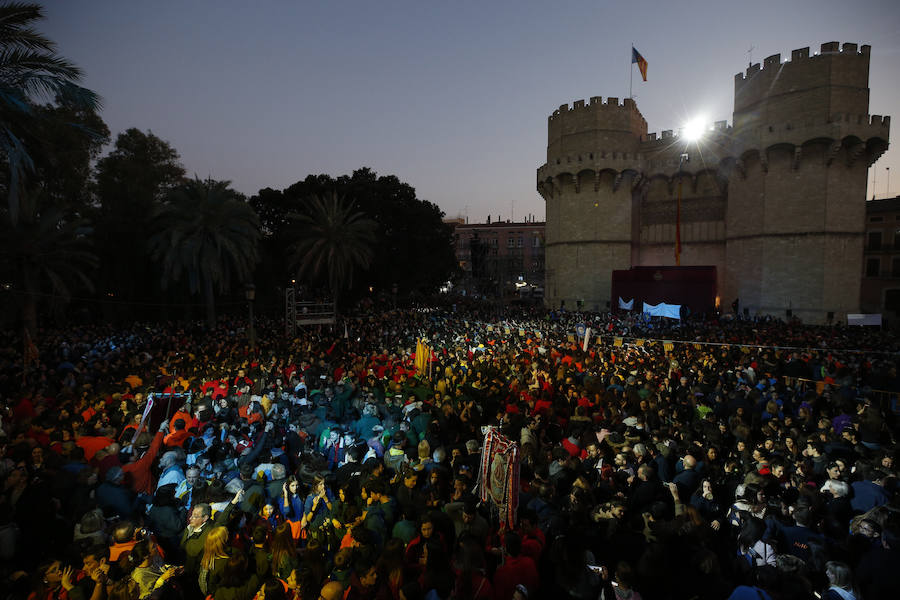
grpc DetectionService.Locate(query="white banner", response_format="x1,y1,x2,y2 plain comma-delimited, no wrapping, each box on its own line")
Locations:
131,395,155,445
847,313,882,326
618,297,634,310
642,302,682,319
582,327,591,352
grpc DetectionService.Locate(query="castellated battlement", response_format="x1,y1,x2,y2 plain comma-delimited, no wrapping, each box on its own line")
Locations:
644,121,731,143
734,42,872,132
547,96,647,164
734,42,870,84
549,96,636,118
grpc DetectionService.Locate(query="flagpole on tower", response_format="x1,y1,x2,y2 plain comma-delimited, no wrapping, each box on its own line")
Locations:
629,43,634,99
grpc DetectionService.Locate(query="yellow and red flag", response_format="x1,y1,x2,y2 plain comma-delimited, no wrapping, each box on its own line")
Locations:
414,338,430,376
632,47,648,81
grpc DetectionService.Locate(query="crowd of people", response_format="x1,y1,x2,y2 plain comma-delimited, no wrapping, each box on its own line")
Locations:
0,301,898,600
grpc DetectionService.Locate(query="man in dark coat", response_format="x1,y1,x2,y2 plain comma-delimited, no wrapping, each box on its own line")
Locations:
180,489,243,576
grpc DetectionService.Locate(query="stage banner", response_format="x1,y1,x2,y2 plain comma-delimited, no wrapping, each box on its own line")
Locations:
478,427,520,528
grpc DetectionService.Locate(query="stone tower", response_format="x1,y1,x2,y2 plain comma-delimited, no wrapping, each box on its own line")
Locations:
537,97,647,309
537,42,890,322
725,42,890,322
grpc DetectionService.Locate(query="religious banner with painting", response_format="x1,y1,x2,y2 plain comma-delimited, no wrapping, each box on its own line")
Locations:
478,427,520,528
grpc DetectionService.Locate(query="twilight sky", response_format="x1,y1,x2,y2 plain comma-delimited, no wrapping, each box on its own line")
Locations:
43,0,900,223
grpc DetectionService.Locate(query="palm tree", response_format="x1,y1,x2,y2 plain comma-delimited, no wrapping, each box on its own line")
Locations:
0,2,101,224
0,192,98,340
288,192,377,310
148,178,261,328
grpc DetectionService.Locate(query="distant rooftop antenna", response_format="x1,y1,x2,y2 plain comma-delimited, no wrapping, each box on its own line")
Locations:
747,45,756,66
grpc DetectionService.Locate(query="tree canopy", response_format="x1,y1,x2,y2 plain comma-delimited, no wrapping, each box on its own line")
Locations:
251,168,457,301
287,192,377,308
148,178,261,327
0,2,102,224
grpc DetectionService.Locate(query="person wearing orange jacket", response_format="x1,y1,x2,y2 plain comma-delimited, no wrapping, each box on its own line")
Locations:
163,419,191,448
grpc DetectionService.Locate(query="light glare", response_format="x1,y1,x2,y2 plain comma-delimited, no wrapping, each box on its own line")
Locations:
683,117,707,141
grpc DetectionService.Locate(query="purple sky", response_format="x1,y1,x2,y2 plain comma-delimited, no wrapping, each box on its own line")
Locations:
43,0,900,223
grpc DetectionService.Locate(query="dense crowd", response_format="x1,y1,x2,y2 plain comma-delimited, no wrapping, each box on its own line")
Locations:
0,303,898,600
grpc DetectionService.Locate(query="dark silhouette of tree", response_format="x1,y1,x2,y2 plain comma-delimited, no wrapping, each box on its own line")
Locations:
0,2,101,224
148,178,260,328
252,168,456,302
0,193,97,339
93,128,186,313
287,192,376,310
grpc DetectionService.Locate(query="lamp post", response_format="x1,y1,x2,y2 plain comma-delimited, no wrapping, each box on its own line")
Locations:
245,283,256,348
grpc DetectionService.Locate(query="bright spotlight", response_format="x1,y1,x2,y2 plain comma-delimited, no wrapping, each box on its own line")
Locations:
683,117,707,142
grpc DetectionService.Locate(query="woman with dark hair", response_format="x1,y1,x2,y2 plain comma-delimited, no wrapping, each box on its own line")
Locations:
726,484,766,528
690,479,723,528
213,553,260,600
130,539,180,599
331,482,360,539
281,476,305,522
301,476,334,541
404,515,446,576
27,560,68,600
419,540,453,600
452,536,492,600
251,500,284,536
270,522,299,580
783,434,802,462
377,538,406,599
423,468,450,508
736,517,776,568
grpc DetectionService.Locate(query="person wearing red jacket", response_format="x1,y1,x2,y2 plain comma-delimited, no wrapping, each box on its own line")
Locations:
123,420,167,495
492,532,539,600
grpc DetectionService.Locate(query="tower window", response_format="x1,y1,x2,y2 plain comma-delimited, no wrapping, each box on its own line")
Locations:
866,258,880,277
868,232,882,251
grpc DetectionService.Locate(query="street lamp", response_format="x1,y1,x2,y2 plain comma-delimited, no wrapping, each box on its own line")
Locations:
245,283,256,348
